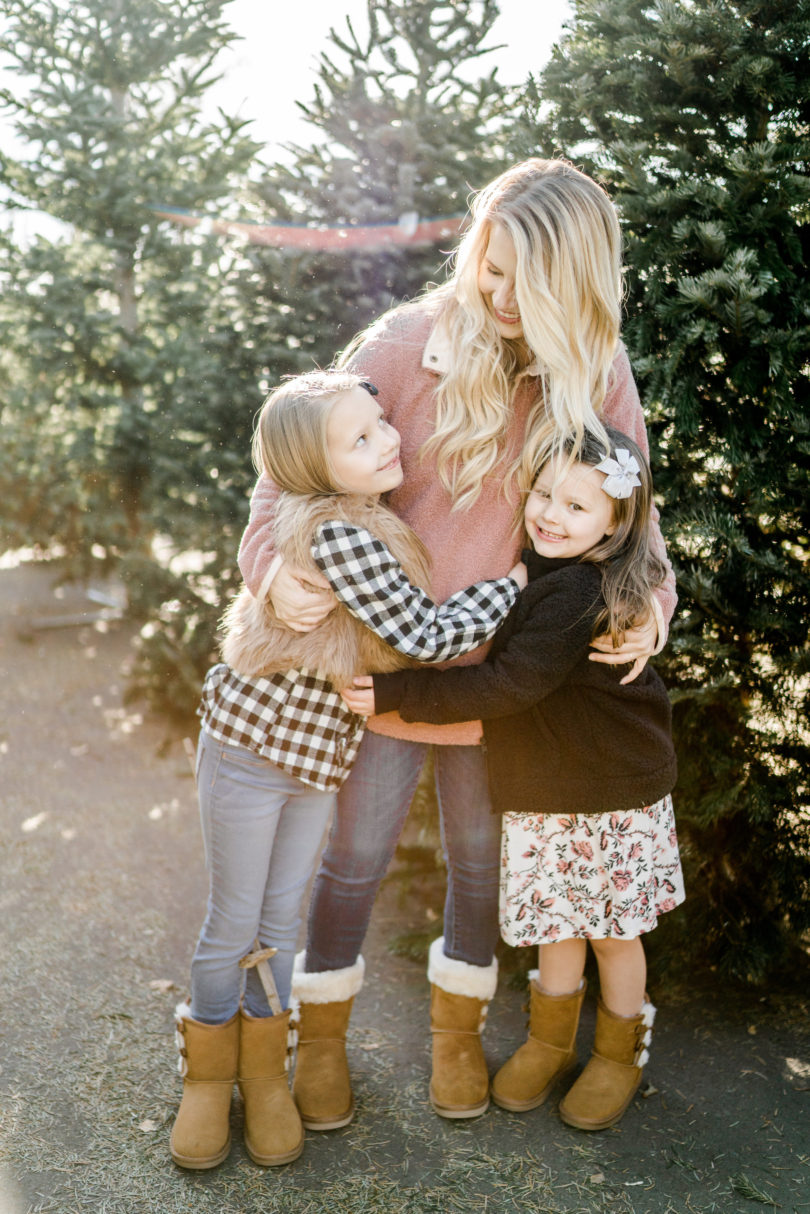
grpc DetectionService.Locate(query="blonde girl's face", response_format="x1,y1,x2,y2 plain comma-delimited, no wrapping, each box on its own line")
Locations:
326,386,403,495
525,460,616,560
477,222,523,338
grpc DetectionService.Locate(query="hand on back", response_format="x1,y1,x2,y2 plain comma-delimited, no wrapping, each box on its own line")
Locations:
589,608,660,685
270,562,336,632
340,676,375,716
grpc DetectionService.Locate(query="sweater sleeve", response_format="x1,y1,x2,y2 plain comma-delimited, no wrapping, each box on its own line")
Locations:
603,345,677,635
311,520,519,662
373,573,600,722
237,473,282,600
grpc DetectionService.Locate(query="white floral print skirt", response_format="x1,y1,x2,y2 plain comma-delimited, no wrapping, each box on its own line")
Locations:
499,794,685,946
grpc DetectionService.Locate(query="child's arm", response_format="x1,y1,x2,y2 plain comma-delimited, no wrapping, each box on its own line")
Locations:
312,520,521,663
345,572,600,723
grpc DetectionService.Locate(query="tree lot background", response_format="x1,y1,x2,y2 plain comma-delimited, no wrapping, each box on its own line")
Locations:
0,0,807,988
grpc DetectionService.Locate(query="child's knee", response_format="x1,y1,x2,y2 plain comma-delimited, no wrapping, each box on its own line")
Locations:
590,936,638,960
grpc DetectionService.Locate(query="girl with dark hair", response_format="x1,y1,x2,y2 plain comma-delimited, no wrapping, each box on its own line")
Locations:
343,425,684,1132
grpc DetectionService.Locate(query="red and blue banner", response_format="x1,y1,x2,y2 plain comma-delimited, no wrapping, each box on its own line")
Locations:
152,205,465,251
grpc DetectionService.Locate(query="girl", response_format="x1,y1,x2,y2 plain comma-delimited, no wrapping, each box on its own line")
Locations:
342,426,685,1132
237,159,677,1125
171,371,522,1171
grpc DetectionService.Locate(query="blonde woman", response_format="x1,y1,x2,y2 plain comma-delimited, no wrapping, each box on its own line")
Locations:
238,159,676,1126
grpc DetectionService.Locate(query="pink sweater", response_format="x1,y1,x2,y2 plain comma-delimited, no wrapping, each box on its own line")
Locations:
239,301,676,745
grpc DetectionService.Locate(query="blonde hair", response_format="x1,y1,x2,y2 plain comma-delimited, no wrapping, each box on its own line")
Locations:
252,370,367,495
419,159,623,509
226,371,433,689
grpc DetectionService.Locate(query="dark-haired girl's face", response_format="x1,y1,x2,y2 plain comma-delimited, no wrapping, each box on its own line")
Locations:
525,460,616,560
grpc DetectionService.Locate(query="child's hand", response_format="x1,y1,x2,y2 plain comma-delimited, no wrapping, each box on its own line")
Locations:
340,676,377,716
589,606,661,684
508,560,528,590
269,561,336,631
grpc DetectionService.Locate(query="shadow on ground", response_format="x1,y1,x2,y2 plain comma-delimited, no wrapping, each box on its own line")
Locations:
1,560,808,1214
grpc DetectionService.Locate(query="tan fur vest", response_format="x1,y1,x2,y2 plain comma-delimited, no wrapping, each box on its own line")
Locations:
221,492,432,690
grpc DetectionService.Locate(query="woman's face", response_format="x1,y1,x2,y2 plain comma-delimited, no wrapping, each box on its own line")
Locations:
477,222,523,339
326,386,403,495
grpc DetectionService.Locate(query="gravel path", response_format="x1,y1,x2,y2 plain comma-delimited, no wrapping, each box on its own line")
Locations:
1,559,808,1214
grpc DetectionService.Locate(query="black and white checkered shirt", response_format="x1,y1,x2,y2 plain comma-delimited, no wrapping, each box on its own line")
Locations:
200,520,519,792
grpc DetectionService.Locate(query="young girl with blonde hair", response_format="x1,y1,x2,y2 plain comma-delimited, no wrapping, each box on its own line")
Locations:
171,371,521,1171
237,159,677,1126
344,426,685,1131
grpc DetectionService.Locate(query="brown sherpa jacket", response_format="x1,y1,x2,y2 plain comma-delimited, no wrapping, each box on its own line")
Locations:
221,491,431,691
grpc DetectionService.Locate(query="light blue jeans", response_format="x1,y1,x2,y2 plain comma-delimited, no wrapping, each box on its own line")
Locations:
190,730,335,1023
306,731,501,972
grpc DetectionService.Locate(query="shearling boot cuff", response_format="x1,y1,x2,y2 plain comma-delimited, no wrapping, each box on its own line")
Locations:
290,951,365,1005
427,937,498,1001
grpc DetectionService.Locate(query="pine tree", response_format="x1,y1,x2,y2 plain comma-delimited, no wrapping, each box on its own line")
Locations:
510,0,810,981
0,0,260,572
134,0,518,715
243,0,513,370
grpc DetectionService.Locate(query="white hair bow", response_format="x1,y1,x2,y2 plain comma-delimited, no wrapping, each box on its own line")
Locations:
594,448,641,499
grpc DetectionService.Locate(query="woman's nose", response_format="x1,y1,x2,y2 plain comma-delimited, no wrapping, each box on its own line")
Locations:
494,280,516,310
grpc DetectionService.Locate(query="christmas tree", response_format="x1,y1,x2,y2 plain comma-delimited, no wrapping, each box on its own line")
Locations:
244,0,512,370
133,0,518,712
0,0,259,571
512,0,810,981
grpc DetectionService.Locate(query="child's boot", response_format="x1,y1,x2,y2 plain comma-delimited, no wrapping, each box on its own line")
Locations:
491,975,586,1112
427,936,498,1119
170,1002,239,1169
290,952,364,1130
559,996,655,1130
238,1008,304,1165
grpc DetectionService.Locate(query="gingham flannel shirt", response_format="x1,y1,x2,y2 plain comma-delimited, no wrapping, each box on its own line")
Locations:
200,519,519,792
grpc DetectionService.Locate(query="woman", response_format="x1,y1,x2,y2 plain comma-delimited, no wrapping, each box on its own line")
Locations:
237,158,676,1125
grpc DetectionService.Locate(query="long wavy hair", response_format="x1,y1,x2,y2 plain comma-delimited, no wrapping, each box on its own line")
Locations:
401,158,623,509
223,370,432,686
532,424,667,645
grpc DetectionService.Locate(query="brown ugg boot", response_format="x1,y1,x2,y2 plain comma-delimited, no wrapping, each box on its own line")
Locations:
427,936,498,1119
238,1008,304,1165
290,952,364,1130
559,996,656,1131
170,1002,239,1170
491,975,586,1112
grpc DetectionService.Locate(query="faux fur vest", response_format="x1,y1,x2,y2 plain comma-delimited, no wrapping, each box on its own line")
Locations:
221,492,432,690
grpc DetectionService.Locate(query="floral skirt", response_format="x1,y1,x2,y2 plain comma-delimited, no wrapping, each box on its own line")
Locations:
499,795,685,946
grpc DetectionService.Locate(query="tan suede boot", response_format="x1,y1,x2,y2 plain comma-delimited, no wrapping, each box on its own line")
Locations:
170,1002,239,1170
290,952,364,1130
238,1008,304,1165
559,996,656,1131
427,937,498,1119
491,976,586,1112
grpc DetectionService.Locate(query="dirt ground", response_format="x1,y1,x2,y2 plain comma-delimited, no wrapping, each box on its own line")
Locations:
0,558,808,1214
